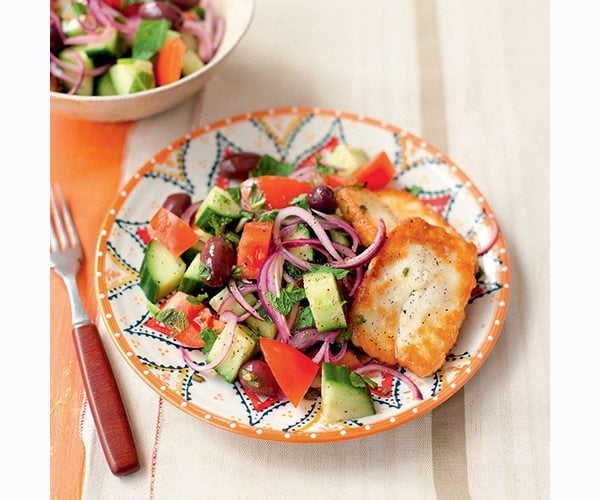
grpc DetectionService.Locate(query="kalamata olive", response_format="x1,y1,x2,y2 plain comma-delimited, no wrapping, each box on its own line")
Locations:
200,236,235,287
218,153,261,179
238,360,279,397
170,0,199,9
138,1,183,30
162,193,192,217
50,22,63,54
307,185,337,213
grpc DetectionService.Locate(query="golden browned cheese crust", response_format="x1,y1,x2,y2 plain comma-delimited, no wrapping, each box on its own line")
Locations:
349,218,478,377
335,187,455,246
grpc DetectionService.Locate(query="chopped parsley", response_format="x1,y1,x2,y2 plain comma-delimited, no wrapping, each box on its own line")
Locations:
308,265,349,280
200,328,219,354
132,19,171,60
402,267,410,277
335,328,353,343
155,308,188,334
194,6,206,19
266,283,306,315
405,185,423,197
359,204,368,213
355,314,367,325
146,300,160,317
249,154,295,177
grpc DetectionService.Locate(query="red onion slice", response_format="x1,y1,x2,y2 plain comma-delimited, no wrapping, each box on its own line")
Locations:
328,342,348,363
286,302,300,329
313,210,360,252
181,201,202,227
290,328,339,350
179,310,238,372
312,342,328,364
228,279,264,321
257,252,291,342
354,363,423,400
330,219,386,269
273,206,342,261
477,214,499,256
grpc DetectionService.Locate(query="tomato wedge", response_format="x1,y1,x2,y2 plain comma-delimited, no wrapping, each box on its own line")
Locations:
260,338,319,407
324,173,352,190
149,207,199,256
237,221,273,279
157,292,224,347
254,176,312,209
155,37,187,87
350,151,396,190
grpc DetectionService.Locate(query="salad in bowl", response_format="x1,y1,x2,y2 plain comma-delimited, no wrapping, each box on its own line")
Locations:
50,0,225,96
137,144,483,424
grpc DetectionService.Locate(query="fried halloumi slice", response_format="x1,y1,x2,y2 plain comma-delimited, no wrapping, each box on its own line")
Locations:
336,187,455,246
349,217,477,377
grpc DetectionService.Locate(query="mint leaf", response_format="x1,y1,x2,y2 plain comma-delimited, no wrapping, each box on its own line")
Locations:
224,231,240,245
197,264,212,282
194,6,206,19
266,283,306,315
335,328,352,343
155,308,188,334
230,265,243,280
295,307,315,329
405,185,423,197
308,265,349,280
247,183,266,211
315,154,337,175
201,328,219,354
290,194,310,210
250,155,295,177
186,294,208,304
226,187,241,204
284,262,304,280
71,2,88,16
349,371,367,388
258,210,278,223
132,19,171,60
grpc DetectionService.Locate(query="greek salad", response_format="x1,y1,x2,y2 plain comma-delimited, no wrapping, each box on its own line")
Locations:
50,0,224,95
139,146,423,424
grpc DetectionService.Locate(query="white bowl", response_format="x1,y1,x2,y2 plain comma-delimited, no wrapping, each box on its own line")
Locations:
50,0,254,122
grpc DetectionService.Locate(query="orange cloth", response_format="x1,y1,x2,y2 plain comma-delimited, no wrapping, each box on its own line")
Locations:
50,112,132,500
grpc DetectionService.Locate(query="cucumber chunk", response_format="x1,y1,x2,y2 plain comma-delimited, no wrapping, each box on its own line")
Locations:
285,223,313,261
245,316,277,339
321,363,375,424
328,145,369,177
195,187,242,235
182,50,204,76
95,72,117,96
58,48,94,96
139,239,186,302
209,287,257,316
303,272,347,332
84,28,126,65
109,58,155,95
178,253,206,295
206,325,257,383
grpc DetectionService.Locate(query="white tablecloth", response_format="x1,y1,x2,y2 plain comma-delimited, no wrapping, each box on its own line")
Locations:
82,1,548,498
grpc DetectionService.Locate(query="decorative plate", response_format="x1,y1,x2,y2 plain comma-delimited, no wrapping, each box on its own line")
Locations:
96,108,510,442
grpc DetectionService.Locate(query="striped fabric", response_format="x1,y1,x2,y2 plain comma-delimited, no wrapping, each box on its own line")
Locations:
78,1,548,498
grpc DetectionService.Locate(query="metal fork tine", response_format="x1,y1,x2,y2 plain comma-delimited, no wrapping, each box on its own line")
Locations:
54,183,80,248
50,211,60,252
50,185,69,249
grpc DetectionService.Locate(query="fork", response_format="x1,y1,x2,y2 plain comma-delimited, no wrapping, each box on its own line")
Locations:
50,184,139,476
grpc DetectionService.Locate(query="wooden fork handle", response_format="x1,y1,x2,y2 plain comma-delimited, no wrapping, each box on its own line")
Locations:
73,323,140,476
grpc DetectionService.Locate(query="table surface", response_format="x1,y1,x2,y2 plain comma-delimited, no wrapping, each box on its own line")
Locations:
50,1,548,498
